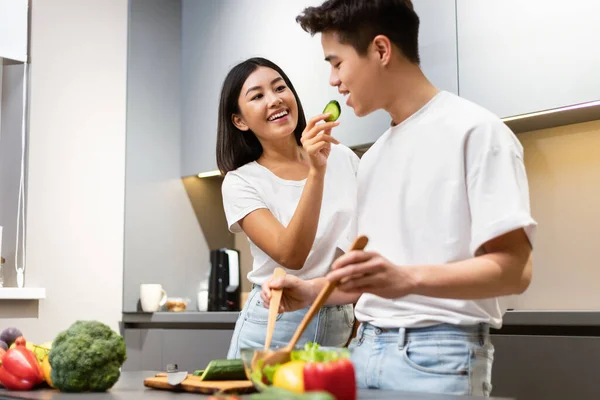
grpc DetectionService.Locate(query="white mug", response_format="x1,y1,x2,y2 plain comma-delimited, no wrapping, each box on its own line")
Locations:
197,290,208,312
140,284,167,312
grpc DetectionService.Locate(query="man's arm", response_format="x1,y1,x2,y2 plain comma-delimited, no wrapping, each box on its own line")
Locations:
329,228,532,300
410,228,532,299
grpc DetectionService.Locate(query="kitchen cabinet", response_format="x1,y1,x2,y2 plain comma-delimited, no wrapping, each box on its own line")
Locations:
123,329,163,372
161,329,234,370
180,0,458,175
457,0,600,118
413,0,458,96
491,334,600,400
0,0,28,62
123,328,234,372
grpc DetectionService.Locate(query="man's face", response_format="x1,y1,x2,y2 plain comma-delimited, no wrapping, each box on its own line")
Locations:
321,32,382,117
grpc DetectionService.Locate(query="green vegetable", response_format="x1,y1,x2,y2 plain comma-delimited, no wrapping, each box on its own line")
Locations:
250,359,269,391
192,358,246,380
250,359,282,387
250,386,334,400
290,342,349,363
323,100,341,122
262,362,281,383
49,320,127,392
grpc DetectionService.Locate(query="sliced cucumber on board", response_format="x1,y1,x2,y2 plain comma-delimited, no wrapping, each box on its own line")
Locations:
192,358,247,381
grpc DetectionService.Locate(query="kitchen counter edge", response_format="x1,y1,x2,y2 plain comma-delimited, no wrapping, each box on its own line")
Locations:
121,310,600,327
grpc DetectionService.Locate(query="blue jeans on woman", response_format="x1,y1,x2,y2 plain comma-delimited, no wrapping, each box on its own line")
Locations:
349,322,494,397
227,286,355,359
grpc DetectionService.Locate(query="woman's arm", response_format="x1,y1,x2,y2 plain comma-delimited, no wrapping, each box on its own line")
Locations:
239,170,324,270
239,114,339,270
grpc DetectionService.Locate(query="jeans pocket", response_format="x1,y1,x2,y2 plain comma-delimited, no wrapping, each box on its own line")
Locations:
402,339,470,376
470,342,494,396
473,342,495,362
245,295,283,325
342,304,355,329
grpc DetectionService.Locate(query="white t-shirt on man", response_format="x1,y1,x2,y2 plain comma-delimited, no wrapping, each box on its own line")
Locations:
355,91,537,329
222,144,360,285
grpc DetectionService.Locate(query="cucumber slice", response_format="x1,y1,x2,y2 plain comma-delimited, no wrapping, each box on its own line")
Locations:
323,100,341,122
192,358,246,381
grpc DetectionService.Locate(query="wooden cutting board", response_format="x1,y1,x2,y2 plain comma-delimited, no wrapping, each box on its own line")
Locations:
144,373,256,395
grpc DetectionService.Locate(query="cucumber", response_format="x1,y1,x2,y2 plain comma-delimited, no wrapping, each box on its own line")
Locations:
323,100,341,122
192,358,247,381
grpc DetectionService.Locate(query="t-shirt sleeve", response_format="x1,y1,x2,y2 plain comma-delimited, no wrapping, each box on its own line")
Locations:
466,120,537,256
337,143,360,175
221,172,267,233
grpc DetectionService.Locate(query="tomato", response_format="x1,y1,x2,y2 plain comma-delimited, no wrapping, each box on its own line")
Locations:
272,360,306,394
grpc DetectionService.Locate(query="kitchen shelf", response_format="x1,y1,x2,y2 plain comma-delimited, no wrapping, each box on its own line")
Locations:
0,287,46,300
122,311,238,325
501,310,600,327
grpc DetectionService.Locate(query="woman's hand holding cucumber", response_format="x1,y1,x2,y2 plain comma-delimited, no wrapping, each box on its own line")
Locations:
301,100,342,172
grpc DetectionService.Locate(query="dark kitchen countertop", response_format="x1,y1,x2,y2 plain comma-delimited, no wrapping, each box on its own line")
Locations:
500,310,600,326
122,311,239,325
0,371,513,399
122,310,600,328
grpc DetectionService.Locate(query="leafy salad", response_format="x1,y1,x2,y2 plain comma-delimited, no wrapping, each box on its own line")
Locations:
251,342,350,386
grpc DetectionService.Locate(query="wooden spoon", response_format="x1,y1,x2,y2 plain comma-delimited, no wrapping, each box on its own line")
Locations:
249,267,286,372
264,267,286,350
256,235,369,370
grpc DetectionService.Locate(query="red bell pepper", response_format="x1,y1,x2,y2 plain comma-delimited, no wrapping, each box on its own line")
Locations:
0,337,44,390
303,358,356,400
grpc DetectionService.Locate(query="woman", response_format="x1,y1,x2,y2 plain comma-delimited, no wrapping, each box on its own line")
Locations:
217,57,359,359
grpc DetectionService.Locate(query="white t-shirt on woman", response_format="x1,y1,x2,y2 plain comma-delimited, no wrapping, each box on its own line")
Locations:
221,144,360,285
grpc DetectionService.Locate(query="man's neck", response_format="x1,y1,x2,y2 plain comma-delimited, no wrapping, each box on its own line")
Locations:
383,64,440,126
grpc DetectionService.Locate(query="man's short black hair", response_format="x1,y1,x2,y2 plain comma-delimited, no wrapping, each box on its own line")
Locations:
296,0,420,64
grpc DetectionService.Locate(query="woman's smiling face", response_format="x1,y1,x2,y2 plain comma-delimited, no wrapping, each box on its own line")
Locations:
233,66,299,142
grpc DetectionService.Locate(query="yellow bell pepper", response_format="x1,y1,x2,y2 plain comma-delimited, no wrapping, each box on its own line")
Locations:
41,356,53,388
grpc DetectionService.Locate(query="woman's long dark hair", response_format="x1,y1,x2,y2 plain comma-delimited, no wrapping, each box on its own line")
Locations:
216,57,307,174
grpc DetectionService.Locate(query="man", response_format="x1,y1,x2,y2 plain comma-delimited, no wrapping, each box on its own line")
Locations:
262,0,537,396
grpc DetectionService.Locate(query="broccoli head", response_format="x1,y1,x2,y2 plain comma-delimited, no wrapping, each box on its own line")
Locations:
48,320,127,392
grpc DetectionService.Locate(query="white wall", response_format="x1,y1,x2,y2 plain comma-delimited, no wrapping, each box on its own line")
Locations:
124,0,210,312
0,64,26,288
0,0,128,343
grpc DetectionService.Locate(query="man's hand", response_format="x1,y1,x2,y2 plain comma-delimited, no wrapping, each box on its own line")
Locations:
327,251,416,299
327,228,533,301
261,275,320,313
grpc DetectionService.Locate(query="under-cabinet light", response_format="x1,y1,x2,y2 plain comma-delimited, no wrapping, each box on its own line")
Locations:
197,170,222,179
502,99,600,122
